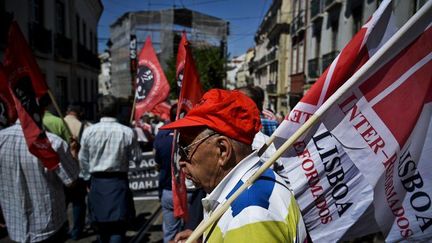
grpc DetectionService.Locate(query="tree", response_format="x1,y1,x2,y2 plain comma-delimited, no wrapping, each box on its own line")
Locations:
165,45,228,99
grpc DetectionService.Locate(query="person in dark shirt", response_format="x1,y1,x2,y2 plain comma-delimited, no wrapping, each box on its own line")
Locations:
154,104,181,243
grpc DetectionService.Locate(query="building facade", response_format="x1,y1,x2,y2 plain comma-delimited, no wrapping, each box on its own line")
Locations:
305,0,427,93
248,0,428,114
108,8,229,98
289,0,307,110
0,0,103,120
250,0,291,114
98,50,111,95
226,53,246,90
235,48,254,88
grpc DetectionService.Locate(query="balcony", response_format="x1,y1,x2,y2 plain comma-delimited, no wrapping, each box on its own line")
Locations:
297,14,305,32
291,11,305,35
321,51,339,72
325,0,342,12
255,48,278,68
0,11,13,47
308,57,320,79
267,10,290,38
29,22,52,54
311,0,324,22
54,34,72,59
77,43,100,69
266,83,277,94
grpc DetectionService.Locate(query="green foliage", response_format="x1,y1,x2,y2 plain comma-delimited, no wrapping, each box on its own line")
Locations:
165,46,227,99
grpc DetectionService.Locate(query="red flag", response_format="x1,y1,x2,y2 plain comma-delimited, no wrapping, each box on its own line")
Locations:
0,64,17,128
178,42,204,112
272,1,391,240
151,101,171,122
272,1,432,241
3,22,59,170
134,36,170,122
175,32,187,89
171,37,204,220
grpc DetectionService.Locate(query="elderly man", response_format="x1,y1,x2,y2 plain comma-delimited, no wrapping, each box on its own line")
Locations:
162,89,306,243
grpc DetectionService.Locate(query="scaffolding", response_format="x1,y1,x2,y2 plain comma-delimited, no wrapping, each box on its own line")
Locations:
109,8,229,98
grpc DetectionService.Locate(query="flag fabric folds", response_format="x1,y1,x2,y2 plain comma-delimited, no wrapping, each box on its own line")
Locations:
134,36,170,122
0,64,17,128
151,101,171,122
272,0,393,241
328,6,432,240
3,22,59,170
271,1,432,241
175,32,187,90
171,34,204,220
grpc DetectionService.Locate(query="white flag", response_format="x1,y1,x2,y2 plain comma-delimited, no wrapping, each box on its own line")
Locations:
270,0,418,241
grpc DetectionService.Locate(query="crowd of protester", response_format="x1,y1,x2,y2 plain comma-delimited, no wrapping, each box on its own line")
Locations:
0,85,289,243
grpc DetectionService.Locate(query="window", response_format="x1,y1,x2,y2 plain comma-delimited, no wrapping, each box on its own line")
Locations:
56,76,68,109
84,78,88,102
298,41,304,73
31,0,44,24
314,29,321,58
83,22,87,48
270,62,278,85
331,23,338,52
76,15,80,44
352,6,362,36
1,0,5,13
55,0,65,35
292,45,298,74
89,31,93,52
94,36,98,54
415,0,427,12
77,77,81,101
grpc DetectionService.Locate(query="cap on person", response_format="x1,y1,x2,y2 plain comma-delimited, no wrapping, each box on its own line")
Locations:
161,89,261,145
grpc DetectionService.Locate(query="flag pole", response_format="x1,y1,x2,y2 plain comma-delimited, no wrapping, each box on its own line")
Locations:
130,97,136,124
47,89,73,139
186,2,432,242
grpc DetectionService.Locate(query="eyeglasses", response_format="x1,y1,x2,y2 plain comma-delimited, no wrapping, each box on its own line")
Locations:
178,132,217,161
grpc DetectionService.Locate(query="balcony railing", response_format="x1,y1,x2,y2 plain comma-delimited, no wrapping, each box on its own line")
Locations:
255,48,278,68
308,57,320,79
55,34,72,59
77,44,100,69
322,51,339,72
29,22,52,54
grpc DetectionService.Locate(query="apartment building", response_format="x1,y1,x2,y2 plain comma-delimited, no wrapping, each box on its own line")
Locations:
250,0,291,114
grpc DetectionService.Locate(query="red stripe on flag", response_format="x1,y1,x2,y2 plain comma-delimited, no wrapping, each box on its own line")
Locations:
360,27,432,147
171,37,204,220
301,28,368,106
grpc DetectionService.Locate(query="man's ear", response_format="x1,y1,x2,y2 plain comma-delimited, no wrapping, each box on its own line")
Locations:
216,136,234,169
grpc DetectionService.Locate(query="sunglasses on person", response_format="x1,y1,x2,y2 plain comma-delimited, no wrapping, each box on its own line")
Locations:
178,132,218,161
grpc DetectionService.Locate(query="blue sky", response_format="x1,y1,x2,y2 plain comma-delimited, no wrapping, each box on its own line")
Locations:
98,0,272,59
